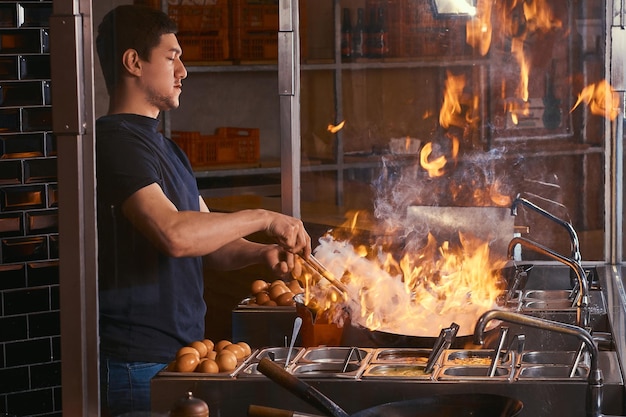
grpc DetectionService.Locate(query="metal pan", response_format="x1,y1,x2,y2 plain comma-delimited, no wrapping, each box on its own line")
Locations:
340,320,503,349
252,357,523,417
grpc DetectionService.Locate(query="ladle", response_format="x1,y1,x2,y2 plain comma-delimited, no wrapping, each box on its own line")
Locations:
285,317,302,369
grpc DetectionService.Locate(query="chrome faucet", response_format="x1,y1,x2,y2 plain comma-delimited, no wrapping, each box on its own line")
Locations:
506,236,590,327
510,194,582,266
474,310,603,417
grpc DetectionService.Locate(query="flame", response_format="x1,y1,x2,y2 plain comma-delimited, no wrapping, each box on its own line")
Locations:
298,230,507,337
439,71,467,129
571,80,620,121
420,142,447,177
506,99,530,125
489,181,512,206
510,38,530,102
498,0,562,122
523,0,562,32
466,0,493,56
327,120,345,133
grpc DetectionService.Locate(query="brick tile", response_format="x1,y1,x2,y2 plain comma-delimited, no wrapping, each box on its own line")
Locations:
5,338,51,367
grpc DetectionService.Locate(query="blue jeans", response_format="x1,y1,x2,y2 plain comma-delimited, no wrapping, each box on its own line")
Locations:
100,355,167,416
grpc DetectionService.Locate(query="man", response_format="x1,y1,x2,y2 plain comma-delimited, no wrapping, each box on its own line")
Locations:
95,5,311,415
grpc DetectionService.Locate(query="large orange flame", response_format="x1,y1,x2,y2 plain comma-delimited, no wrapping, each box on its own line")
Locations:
299,230,507,337
466,0,493,56
571,80,620,121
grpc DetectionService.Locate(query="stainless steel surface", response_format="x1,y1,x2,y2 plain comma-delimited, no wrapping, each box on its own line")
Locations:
153,351,624,416
521,351,583,365
473,309,604,417
286,317,303,368
256,347,306,363
425,323,459,374
279,0,301,218
518,365,588,380
291,362,365,379
362,364,432,380
524,290,573,300
439,365,511,380
488,327,509,377
510,195,582,265
445,349,509,366
507,237,590,326
372,348,430,364
299,347,371,363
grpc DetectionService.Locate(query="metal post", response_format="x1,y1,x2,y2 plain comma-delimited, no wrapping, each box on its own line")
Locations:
51,0,99,415
279,0,302,217
607,0,626,263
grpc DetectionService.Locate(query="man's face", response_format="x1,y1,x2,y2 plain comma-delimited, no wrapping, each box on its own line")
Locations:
139,33,187,112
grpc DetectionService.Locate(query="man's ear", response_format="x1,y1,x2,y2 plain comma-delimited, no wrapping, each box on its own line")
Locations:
122,48,142,76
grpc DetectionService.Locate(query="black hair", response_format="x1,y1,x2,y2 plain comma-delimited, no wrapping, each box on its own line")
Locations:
96,5,178,95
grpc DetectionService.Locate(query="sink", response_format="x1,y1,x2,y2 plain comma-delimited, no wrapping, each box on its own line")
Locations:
524,290,573,300
502,263,598,291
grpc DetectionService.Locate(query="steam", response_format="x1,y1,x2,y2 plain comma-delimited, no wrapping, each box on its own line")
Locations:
372,147,516,239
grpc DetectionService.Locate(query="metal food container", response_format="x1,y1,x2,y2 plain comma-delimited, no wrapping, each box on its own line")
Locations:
438,365,512,381
290,361,368,379
444,349,511,366
363,364,434,380
298,346,371,363
254,346,306,363
370,348,432,365
517,365,589,380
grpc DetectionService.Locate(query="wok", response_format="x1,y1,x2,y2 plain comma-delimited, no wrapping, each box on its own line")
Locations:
251,357,523,417
295,294,503,349
340,322,502,349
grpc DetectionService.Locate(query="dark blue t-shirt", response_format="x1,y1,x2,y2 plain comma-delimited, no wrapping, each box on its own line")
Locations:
96,113,205,363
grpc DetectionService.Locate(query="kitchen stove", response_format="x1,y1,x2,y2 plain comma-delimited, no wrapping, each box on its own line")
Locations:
151,263,626,417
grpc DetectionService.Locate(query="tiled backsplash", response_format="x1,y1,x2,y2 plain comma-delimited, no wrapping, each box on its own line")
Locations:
0,2,60,416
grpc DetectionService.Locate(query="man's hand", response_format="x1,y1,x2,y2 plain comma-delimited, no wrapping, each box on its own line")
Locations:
265,214,311,259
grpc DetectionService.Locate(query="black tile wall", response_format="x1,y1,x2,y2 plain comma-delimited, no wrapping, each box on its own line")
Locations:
0,3,60,416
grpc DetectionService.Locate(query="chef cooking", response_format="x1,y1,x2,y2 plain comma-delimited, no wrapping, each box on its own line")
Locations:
94,5,311,415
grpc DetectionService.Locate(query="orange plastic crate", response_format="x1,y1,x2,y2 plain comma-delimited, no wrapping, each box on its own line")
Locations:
172,128,260,167
171,130,200,159
232,30,279,60
178,32,230,62
231,0,307,61
233,1,279,31
168,1,229,34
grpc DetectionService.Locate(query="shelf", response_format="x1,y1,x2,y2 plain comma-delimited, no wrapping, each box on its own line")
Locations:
185,64,278,73
192,156,385,179
184,55,489,74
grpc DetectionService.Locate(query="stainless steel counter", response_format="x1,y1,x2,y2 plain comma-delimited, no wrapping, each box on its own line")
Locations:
151,263,626,417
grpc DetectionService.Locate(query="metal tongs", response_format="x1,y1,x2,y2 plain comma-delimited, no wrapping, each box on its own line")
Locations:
299,254,349,299
488,326,509,377
425,322,460,374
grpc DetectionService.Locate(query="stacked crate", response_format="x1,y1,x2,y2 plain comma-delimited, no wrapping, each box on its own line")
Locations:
168,0,231,62
172,127,260,168
231,0,306,62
